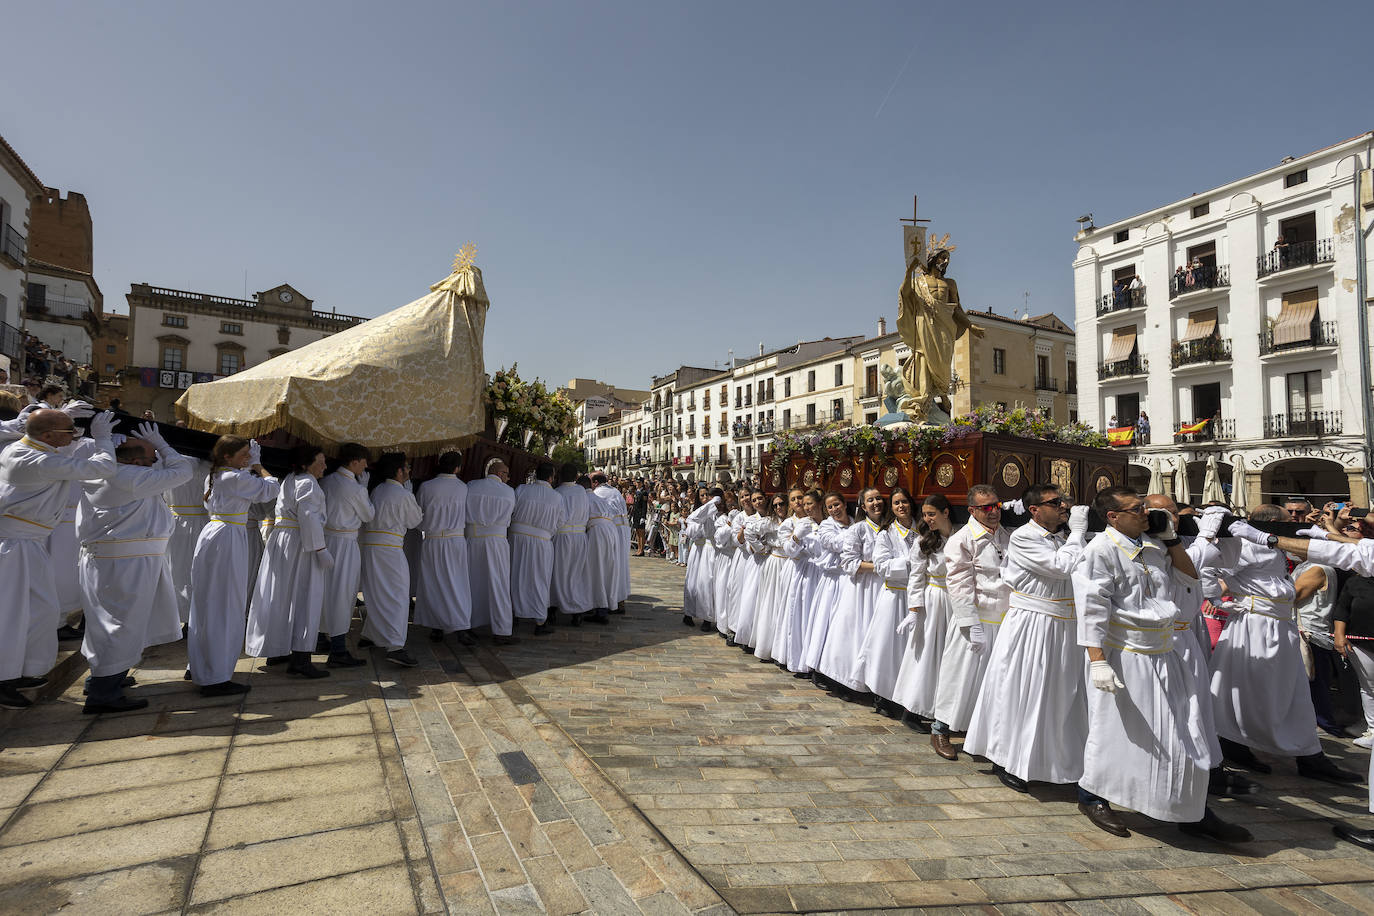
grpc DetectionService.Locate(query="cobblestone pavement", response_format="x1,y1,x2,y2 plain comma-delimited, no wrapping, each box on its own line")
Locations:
1,556,1374,914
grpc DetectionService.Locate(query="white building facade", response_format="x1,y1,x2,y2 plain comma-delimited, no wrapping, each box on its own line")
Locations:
0,135,44,377
1073,132,1374,505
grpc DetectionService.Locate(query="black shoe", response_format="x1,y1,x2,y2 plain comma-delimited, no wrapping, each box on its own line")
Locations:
56,625,84,642
725,637,736,647
264,655,290,667
1297,753,1364,785
568,614,582,627
200,681,251,697
903,714,932,734
533,623,552,636
429,628,445,643
682,615,694,627
183,669,193,681
82,695,149,715
8,675,48,689
1333,822,1374,850
358,636,376,648
0,686,32,709
1179,807,1251,843
82,676,135,695
1319,723,1355,739
387,649,419,667
1078,801,1129,837
287,652,330,678
993,764,1029,793
1208,768,1262,797
327,652,367,668
591,612,610,625
699,621,713,632
454,630,478,646
546,608,559,625
316,633,330,653
792,671,810,679
492,635,522,646
1219,739,1272,775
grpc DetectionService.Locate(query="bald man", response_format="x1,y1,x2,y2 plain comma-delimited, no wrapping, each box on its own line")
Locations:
0,409,117,709
466,460,518,644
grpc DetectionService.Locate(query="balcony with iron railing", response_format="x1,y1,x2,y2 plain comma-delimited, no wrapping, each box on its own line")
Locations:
1257,238,1335,279
1173,417,1236,444
1034,375,1058,392
756,419,775,436
732,422,752,440
1097,356,1149,380
0,224,25,267
0,320,22,361
1169,264,1230,298
790,404,853,430
1264,410,1341,438
685,424,696,437
1258,320,1338,356
1066,377,1078,395
1171,337,1232,368
718,422,728,435
1097,286,1146,316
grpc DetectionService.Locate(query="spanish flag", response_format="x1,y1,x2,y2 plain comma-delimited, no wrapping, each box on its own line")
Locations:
1177,418,1211,435
1107,426,1135,446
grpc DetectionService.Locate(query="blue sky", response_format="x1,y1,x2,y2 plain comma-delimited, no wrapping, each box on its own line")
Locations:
2,1,1367,388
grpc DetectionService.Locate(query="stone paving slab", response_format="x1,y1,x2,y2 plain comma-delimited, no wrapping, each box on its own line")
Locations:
4,556,1374,914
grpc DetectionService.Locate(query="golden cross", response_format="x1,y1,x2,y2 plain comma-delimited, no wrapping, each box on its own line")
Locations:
898,195,928,227
452,242,478,272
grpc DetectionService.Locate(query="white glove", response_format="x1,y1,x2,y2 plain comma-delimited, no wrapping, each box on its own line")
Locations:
1068,505,1089,536
1296,525,1331,540
1227,520,1271,547
793,519,814,540
248,439,262,466
1001,499,1025,514
1089,659,1125,693
88,410,116,442
359,470,370,489
961,623,985,654
61,400,95,421
1196,506,1227,540
313,548,335,571
1156,510,1177,542
134,421,168,452
896,612,919,638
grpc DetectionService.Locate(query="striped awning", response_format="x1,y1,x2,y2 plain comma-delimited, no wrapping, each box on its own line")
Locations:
1272,291,1318,347
1104,326,1137,363
1180,308,1218,342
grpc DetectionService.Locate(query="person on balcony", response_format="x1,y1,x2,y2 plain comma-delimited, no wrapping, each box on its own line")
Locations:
1273,235,1290,269
1137,411,1150,444
1111,280,1125,309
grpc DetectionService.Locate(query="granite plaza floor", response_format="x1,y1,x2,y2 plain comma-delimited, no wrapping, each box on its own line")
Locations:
1,556,1373,914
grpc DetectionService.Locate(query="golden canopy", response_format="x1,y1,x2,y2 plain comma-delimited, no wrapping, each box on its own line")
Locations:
175,258,490,455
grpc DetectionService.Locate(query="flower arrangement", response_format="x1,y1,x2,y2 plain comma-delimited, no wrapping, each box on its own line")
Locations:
767,405,1107,472
484,365,582,449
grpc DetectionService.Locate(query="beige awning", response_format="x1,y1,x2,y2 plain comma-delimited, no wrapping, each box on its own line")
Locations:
1180,308,1218,342
175,262,490,455
1272,291,1318,347
1104,326,1137,363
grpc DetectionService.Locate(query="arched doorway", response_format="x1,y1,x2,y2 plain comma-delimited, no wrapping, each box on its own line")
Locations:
1261,458,1350,506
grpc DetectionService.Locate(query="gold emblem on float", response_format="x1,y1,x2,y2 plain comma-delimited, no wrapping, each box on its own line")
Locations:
771,471,781,487
935,463,954,487
883,466,898,487
1001,461,1021,488
839,467,853,487
803,469,816,487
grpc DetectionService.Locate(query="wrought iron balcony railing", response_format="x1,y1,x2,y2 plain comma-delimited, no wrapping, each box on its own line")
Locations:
1098,286,1146,315
1169,264,1230,298
0,224,25,266
1264,410,1341,438
1097,356,1149,380
1034,376,1058,392
1257,238,1335,278
1171,337,1232,368
1258,320,1337,355
1173,417,1235,444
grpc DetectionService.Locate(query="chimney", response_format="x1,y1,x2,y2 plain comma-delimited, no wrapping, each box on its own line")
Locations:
758,342,764,356
877,316,887,336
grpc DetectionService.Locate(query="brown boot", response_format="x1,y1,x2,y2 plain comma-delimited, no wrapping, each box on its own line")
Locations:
931,732,958,761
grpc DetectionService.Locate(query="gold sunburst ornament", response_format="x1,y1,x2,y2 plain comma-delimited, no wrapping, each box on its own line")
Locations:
452,242,478,273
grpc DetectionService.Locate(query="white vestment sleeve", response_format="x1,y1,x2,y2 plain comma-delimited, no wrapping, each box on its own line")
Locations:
946,531,977,626
1073,548,1115,649
1306,539,1374,578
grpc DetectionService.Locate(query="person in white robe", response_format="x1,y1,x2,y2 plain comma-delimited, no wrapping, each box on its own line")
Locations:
246,445,332,678
732,491,775,651
510,462,565,633
963,484,1088,791
1073,486,1248,843
466,459,519,643
1205,504,1361,784
593,474,630,611
50,493,83,636
819,488,887,696
751,489,802,662
773,491,824,671
187,436,280,695
891,494,954,727
550,464,593,626
318,443,373,667
682,490,721,630
414,451,473,644
858,488,918,717
800,493,851,676
585,472,625,623
711,492,743,638
0,409,116,710
930,484,1010,760
361,453,425,665
166,456,211,626
722,489,756,642
1267,516,1374,849
78,423,191,712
